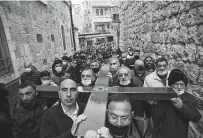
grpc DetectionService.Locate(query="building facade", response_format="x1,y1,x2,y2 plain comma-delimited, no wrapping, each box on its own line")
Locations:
74,0,120,49
0,1,78,87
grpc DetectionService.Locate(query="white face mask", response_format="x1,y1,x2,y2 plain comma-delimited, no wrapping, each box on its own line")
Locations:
55,67,62,73
82,79,92,86
62,62,67,66
173,88,185,96
119,80,131,86
157,70,168,76
42,80,51,86
25,68,32,73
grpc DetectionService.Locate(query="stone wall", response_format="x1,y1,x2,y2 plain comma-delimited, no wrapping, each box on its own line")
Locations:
0,1,75,84
119,1,203,137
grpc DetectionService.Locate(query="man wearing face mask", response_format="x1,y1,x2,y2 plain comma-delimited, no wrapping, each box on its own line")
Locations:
119,53,127,67
84,93,150,138
126,49,140,70
90,60,100,77
78,68,96,104
51,59,70,86
149,69,201,138
21,62,42,85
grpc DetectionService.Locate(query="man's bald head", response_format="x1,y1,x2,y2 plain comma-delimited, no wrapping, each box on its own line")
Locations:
24,62,32,68
134,59,144,67
134,59,145,77
121,53,127,58
60,79,77,89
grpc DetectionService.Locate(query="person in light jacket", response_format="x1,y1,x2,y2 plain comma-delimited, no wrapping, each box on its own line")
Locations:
151,69,202,138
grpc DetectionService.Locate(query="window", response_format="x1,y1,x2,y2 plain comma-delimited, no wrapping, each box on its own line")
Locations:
0,17,13,76
113,14,119,22
36,34,43,42
61,25,66,50
100,9,103,16
96,9,99,16
51,34,54,42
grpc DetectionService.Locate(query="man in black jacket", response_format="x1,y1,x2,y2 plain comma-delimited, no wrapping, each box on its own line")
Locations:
12,81,47,138
20,62,41,85
40,79,86,138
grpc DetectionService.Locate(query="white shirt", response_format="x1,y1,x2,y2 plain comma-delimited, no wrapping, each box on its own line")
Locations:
61,102,79,121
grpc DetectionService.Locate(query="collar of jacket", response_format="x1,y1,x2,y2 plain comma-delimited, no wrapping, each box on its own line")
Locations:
58,101,84,117
55,71,65,77
151,70,171,87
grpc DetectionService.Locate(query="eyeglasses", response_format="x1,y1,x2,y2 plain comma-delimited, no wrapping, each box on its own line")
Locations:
108,113,131,126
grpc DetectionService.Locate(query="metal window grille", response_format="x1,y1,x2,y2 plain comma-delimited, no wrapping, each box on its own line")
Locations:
0,17,13,76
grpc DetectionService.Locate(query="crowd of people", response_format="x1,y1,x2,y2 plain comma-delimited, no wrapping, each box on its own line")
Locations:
0,46,202,138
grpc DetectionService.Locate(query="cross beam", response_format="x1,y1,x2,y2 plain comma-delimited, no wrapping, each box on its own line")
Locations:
36,77,177,136
36,84,176,100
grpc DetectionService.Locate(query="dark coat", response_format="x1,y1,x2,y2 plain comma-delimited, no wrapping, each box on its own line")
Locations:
40,102,85,138
51,71,70,86
12,98,47,138
21,70,42,85
0,87,13,138
151,92,202,138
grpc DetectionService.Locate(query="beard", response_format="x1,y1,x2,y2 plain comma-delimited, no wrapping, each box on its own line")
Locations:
157,70,168,76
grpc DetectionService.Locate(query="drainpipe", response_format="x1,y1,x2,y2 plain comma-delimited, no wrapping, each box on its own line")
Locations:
69,1,76,51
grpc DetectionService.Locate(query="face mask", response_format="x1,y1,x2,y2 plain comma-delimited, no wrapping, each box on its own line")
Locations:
173,88,185,96
25,68,32,73
134,55,140,59
55,67,62,73
92,68,100,73
42,80,51,86
122,58,127,61
157,70,168,76
82,79,92,86
106,120,130,138
120,80,131,86
129,53,133,56
62,62,67,66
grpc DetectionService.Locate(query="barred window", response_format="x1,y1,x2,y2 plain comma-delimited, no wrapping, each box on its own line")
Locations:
0,17,13,76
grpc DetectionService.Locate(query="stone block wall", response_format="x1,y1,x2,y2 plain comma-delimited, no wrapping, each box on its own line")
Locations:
119,1,203,137
0,1,75,84
119,1,203,97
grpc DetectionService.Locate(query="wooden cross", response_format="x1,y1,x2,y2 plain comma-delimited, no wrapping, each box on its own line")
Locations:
36,77,177,136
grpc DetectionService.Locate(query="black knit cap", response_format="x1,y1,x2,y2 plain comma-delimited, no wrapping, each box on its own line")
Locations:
168,69,188,86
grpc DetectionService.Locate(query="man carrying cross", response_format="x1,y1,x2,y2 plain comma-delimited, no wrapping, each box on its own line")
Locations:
84,93,150,138
40,79,86,138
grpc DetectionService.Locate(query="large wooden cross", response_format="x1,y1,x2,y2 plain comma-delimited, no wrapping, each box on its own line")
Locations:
36,77,176,136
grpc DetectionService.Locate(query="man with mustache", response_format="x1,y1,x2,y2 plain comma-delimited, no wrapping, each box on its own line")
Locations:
143,56,170,87
84,93,150,138
12,81,47,138
143,56,171,118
